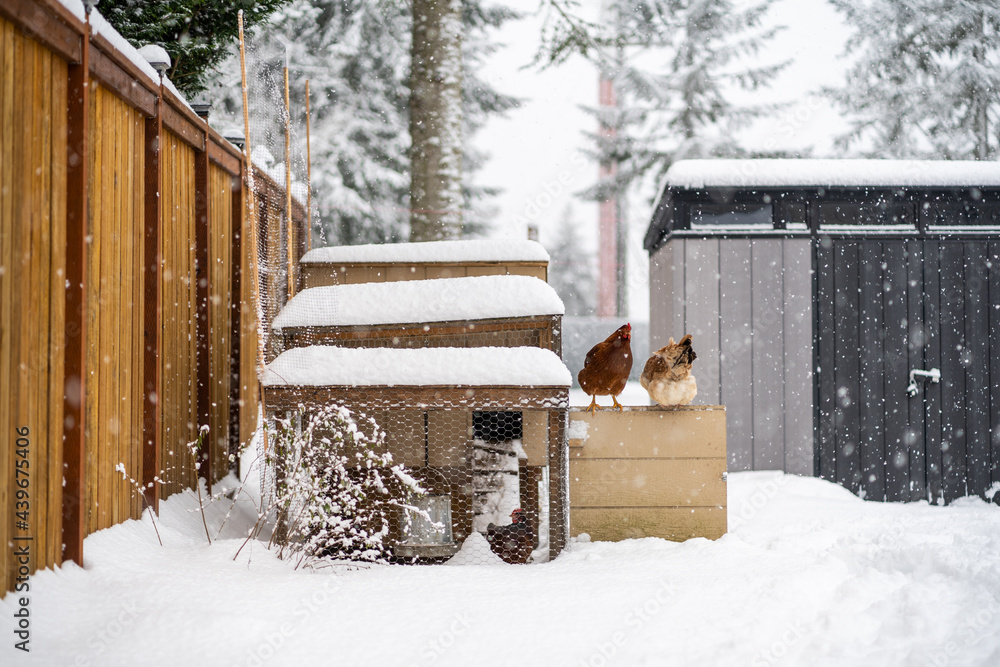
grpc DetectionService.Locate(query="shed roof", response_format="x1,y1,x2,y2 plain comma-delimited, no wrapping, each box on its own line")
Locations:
260,346,572,387
663,159,1000,190
271,275,564,331
300,239,550,265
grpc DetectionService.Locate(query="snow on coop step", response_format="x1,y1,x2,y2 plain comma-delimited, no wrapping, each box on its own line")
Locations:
299,239,549,287
568,405,727,543
271,275,564,353
261,345,572,389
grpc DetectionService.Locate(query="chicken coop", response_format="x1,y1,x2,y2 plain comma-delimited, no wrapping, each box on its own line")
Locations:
645,158,1000,505
262,240,572,562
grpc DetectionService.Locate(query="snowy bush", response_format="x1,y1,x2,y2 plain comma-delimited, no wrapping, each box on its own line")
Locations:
269,404,424,565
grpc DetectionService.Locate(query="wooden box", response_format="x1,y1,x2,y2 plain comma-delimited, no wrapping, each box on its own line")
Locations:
569,405,727,542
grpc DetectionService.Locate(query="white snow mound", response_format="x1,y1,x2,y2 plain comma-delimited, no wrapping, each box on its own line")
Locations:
261,346,572,388
445,532,505,566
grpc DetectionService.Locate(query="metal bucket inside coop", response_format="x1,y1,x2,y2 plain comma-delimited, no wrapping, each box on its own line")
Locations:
396,494,457,558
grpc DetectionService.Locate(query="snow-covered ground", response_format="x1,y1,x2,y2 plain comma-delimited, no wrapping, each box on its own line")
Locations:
4,467,999,666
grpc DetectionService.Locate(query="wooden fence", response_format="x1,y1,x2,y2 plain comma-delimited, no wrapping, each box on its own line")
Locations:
0,0,308,593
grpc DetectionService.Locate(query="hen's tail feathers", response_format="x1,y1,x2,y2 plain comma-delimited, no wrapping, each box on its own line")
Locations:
672,335,697,367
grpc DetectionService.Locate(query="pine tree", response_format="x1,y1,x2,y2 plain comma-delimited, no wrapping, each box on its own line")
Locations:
576,0,787,201
207,0,518,245
826,0,1000,160
546,205,596,317
99,0,291,98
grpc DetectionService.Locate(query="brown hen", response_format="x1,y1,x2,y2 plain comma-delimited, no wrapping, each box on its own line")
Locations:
578,323,633,414
640,334,698,406
486,509,533,564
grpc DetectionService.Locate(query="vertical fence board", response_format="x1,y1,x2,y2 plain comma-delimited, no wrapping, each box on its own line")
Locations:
719,239,753,471
751,240,785,469
923,241,943,502
209,165,233,479
939,242,967,501
684,239,720,404
160,131,198,497
859,242,885,500
1,22,69,586
833,241,861,494
963,241,990,500
905,240,927,501
782,239,814,477
882,241,909,501
989,242,1000,495
47,50,68,568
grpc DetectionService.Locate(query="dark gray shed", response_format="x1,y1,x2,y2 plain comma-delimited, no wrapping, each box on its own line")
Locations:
645,159,1000,504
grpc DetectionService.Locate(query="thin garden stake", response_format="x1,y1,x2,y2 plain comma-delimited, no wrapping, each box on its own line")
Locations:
305,79,313,252
284,64,294,299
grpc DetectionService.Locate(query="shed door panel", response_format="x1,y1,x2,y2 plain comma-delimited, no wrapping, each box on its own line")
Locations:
817,237,999,504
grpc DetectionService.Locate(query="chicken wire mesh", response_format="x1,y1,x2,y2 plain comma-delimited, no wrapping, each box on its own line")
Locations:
264,398,566,565
258,264,569,565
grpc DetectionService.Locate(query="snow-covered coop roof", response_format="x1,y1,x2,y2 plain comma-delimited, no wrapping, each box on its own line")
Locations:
271,275,564,331
664,159,1000,189
300,239,550,265
260,346,572,387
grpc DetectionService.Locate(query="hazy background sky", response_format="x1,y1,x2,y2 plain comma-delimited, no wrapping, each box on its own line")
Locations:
476,0,853,321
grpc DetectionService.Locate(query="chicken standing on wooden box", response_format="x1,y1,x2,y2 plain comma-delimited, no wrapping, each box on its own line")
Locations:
578,323,634,413
641,334,698,406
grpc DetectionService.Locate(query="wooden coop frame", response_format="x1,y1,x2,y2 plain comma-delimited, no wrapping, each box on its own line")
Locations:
274,314,561,354
263,383,570,560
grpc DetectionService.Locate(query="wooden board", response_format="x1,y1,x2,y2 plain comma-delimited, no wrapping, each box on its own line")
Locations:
302,261,549,288
683,239,720,404
782,238,814,477
750,239,785,469
568,407,725,459
83,84,145,534
648,244,674,352
0,19,71,589
719,240,753,471
158,130,198,497
570,458,726,507
571,507,727,542
208,164,233,481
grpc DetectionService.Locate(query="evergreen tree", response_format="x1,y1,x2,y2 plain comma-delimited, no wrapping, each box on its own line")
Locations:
99,0,291,98
826,0,1000,159
208,0,518,245
546,205,596,316
577,0,787,202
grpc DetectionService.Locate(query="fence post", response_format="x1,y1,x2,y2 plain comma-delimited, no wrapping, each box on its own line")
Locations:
195,125,212,485
62,11,89,568
142,74,163,512
229,164,244,469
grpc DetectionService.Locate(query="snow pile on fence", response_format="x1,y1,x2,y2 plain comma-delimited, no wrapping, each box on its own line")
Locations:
272,275,564,330
260,346,572,387
666,158,1000,188
300,238,550,264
